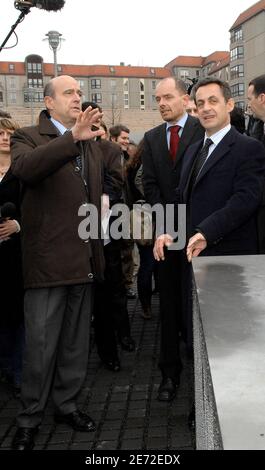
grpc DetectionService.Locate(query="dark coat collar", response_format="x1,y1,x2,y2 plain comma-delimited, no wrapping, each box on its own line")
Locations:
38,110,61,136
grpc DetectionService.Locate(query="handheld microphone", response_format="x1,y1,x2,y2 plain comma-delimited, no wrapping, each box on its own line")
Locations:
14,0,65,12
0,202,17,223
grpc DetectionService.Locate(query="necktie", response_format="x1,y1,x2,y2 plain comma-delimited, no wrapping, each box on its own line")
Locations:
189,138,213,190
76,154,82,170
65,129,82,170
169,125,181,161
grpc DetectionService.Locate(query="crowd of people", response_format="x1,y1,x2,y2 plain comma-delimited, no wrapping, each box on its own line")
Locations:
0,72,264,450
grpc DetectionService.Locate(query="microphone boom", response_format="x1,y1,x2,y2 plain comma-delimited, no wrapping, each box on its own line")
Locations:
33,0,65,10
14,0,65,12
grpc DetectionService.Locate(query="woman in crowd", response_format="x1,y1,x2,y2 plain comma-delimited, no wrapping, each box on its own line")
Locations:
0,117,24,397
126,140,157,319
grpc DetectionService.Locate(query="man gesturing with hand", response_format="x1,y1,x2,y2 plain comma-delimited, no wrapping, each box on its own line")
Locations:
10,75,106,450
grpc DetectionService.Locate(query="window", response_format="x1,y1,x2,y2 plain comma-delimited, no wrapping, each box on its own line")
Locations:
24,91,43,102
173,66,178,76
230,65,244,80
152,80,156,90
196,70,200,77
77,79,84,88
150,68,155,75
9,77,16,89
9,64,14,72
57,65,62,72
34,91,44,102
28,78,43,87
231,27,243,43
231,83,244,97
91,93,102,103
9,92,16,103
109,66,115,73
124,92,129,109
110,80,116,89
0,91,3,102
140,79,145,91
230,46,244,61
235,101,245,110
180,70,189,79
123,78,128,91
27,62,42,73
91,79,101,89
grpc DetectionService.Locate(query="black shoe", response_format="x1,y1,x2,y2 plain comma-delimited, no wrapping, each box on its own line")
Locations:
188,404,195,430
54,410,96,432
12,427,38,450
119,336,135,352
126,288,136,299
140,306,152,320
157,377,179,402
102,358,121,372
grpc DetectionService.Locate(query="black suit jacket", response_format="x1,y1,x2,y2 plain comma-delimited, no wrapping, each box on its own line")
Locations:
142,115,204,208
180,126,265,255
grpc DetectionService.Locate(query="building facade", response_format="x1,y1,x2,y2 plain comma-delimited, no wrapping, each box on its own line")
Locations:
229,0,265,109
0,57,169,139
165,51,230,86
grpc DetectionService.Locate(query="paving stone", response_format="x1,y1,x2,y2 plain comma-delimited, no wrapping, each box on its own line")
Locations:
146,436,168,449
128,400,147,410
123,428,143,439
70,442,93,450
46,443,69,450
121,439,143,450
73,431,96,442
99,429,120,441
100,421,122,431
125,418,146,428
148,426,168,438
95,440,118,450
49,431,73,444
127,408,146,418
171,433,192,448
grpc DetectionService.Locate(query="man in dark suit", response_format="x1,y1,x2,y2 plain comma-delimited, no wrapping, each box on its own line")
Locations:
10,75,107,450
247,74,265,145
176,77,265,262
142,77,204,401
247,75,265,253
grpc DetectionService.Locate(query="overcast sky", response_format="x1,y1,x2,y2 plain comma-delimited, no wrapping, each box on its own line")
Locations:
0,0,257,67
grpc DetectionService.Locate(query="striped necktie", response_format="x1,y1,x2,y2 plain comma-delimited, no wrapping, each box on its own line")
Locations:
65,128,82,170
190,138,213,189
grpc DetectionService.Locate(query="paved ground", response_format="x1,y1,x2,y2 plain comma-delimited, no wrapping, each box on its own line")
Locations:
0,292,195,451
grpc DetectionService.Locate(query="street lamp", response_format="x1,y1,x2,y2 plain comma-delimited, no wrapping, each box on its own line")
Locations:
28,86,35,125
44,30,63,77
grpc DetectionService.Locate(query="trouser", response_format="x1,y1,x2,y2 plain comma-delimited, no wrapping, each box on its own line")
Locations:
17,284,93,428
158,249,193,379
137,244,155,309
94,240,131,360
121,239,135,289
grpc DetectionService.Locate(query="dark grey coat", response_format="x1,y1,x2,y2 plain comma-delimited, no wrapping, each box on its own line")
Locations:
11,110,106,288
